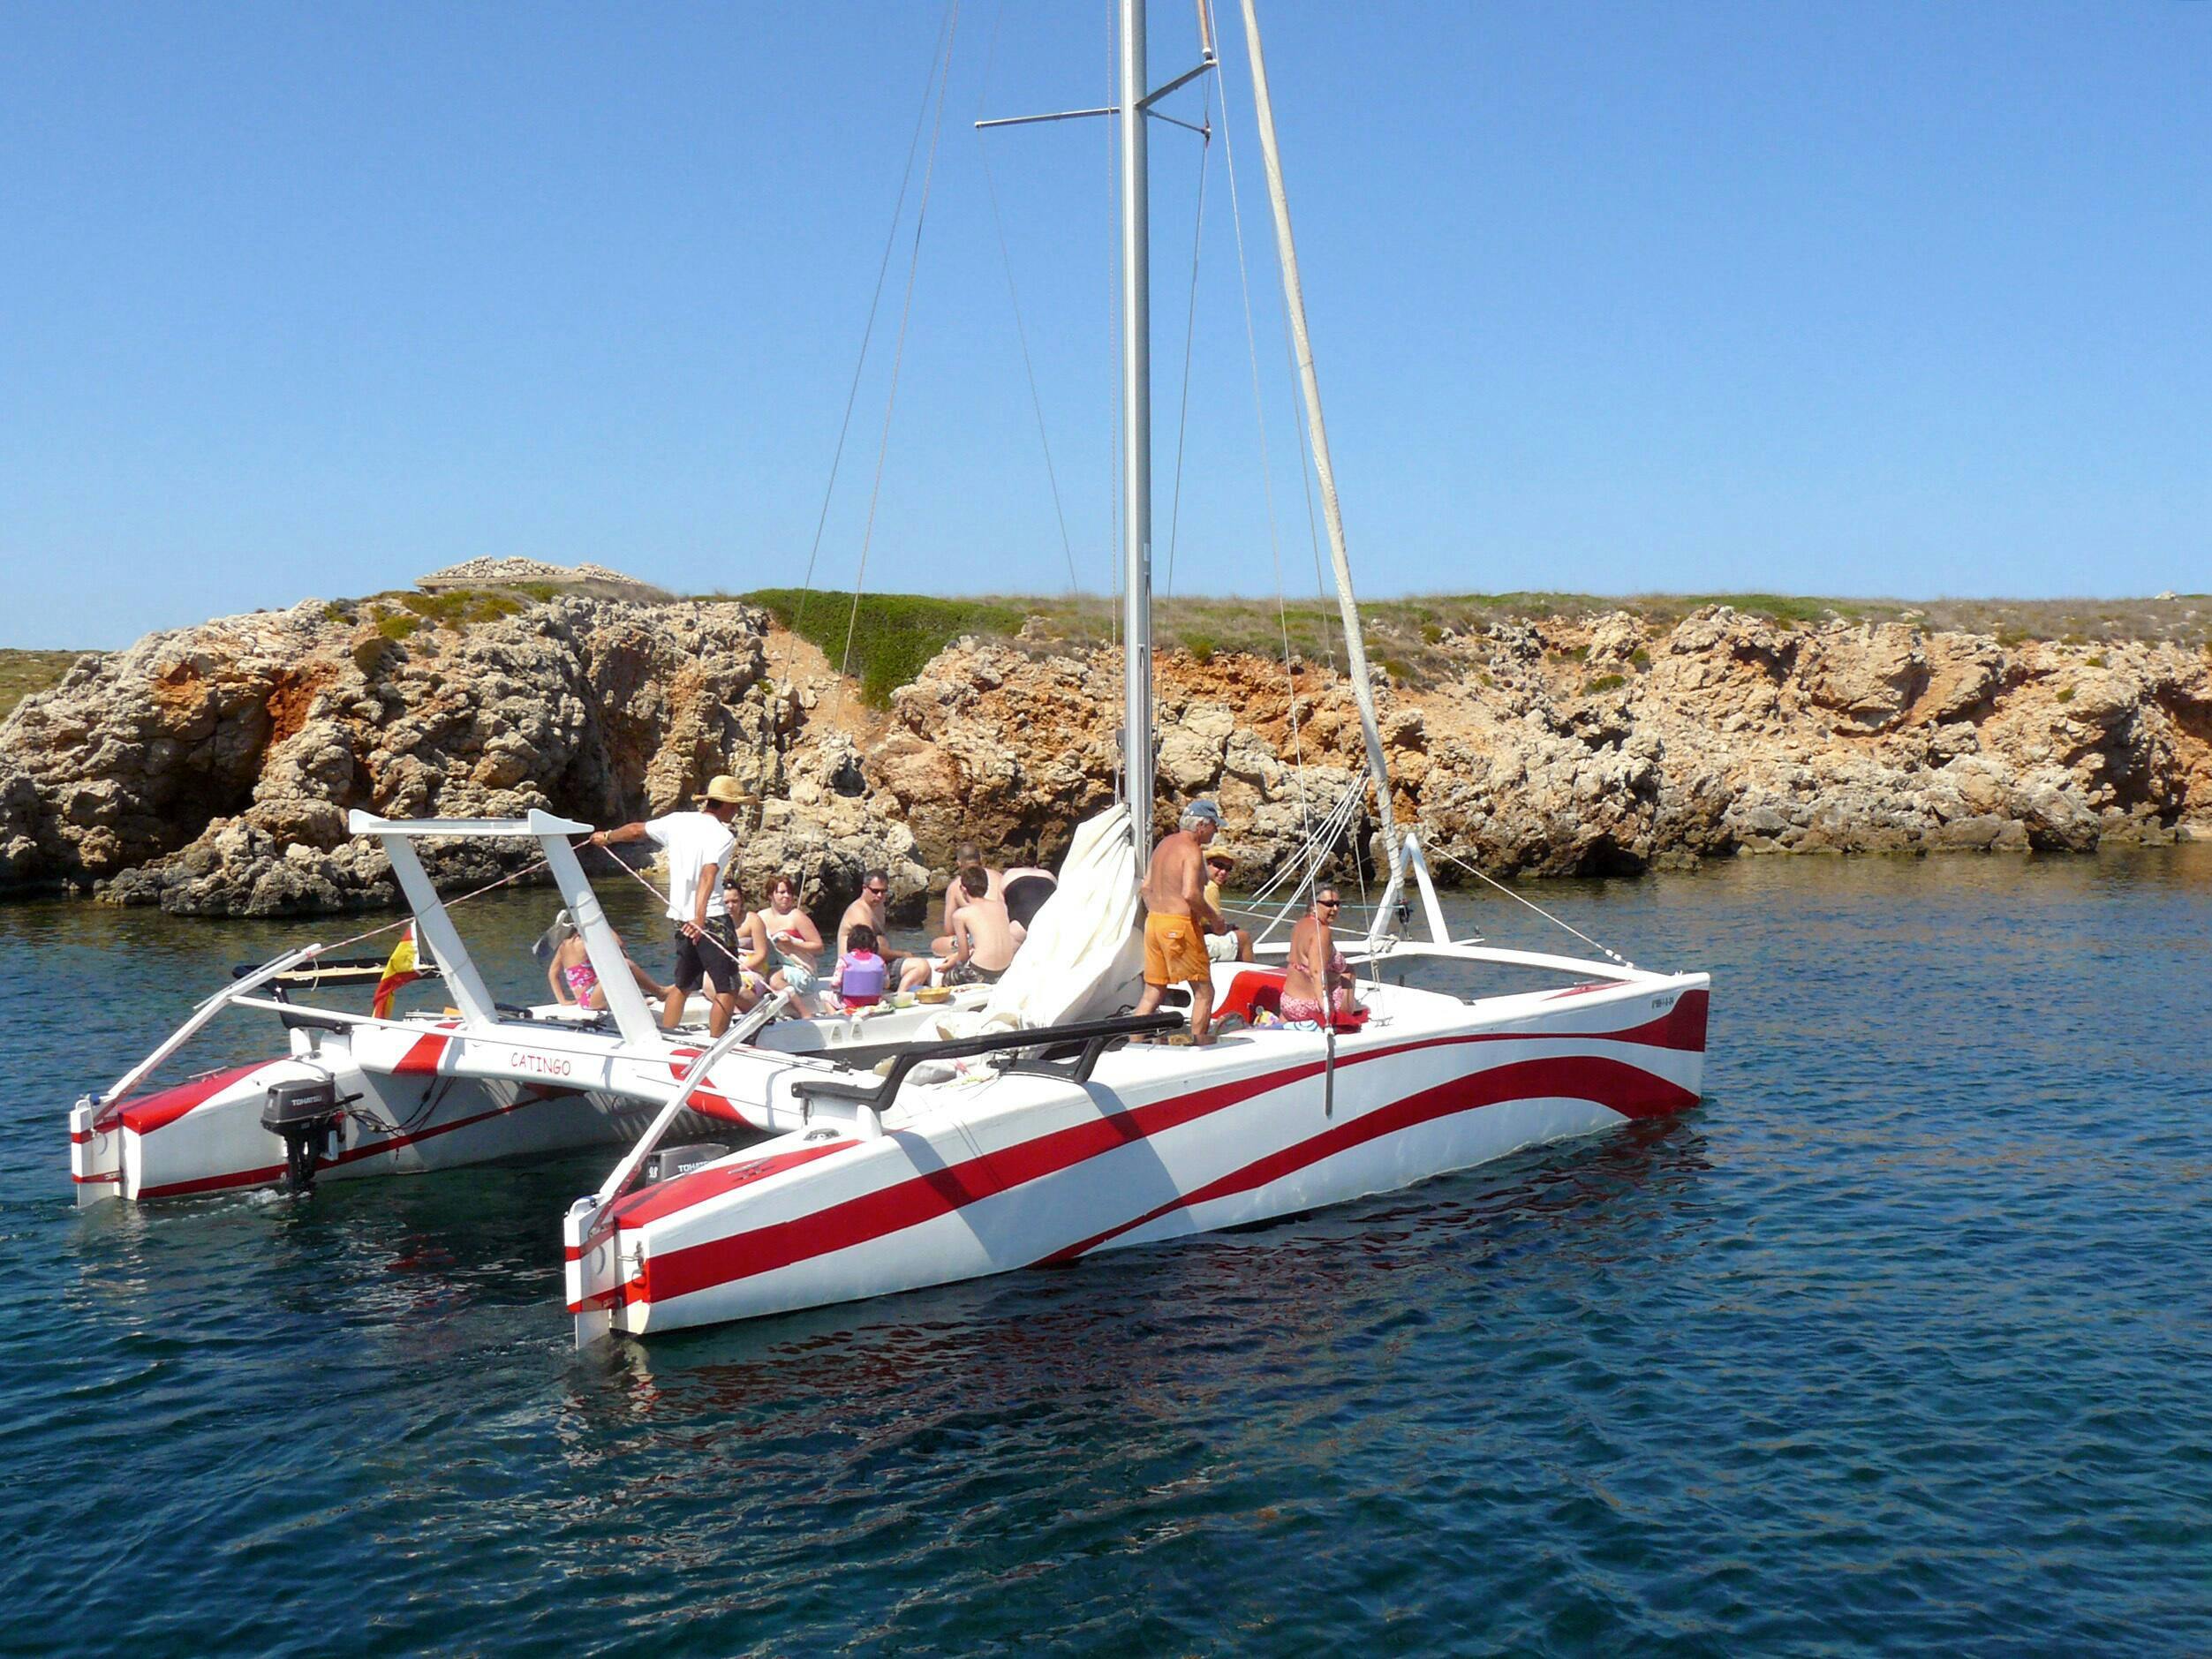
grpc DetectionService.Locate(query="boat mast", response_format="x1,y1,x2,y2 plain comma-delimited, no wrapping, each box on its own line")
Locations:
1118,0,1155,856
1234,0,1404,901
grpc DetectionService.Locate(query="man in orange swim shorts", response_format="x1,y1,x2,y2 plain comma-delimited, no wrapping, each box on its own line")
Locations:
1133,798,1228,1043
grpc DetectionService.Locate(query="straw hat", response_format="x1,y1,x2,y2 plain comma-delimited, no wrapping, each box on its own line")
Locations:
694,774,757,806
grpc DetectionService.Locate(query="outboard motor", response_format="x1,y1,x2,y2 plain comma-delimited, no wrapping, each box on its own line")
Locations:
642,1142,731,1185
261,1075,344,1191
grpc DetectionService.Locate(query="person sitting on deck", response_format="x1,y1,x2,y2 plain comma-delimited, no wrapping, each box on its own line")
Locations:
756,872,826,1014
1202,848,1257,964
937,861,1016,986
828,924,891,1013
936,841,1003,946
1132,798,1227,1044
542,911,668,1013
839,868,933,993
1280,886,1362,1026
720,872,772,1013
1000,863,1058,947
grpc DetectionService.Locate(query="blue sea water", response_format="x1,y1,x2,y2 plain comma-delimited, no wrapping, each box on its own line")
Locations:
2,848,2208,1655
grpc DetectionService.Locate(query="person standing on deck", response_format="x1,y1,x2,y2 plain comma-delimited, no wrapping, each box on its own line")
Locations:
586,775,751,1036
1134,798,1227,1043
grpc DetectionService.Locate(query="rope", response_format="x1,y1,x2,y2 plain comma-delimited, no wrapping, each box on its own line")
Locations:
1215,34,1323,895
578,840,755,972
789,0,959,645
1162,79,1213,600
1431,845,1636,969
1104,1,1123,796
830,0,963,734
313,856,554,959
978,0,1081,594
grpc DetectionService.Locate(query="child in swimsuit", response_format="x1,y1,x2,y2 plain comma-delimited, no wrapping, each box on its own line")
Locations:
830,924,890,1013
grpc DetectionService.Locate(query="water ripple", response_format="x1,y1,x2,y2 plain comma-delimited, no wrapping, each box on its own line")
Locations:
2,848,2209,1653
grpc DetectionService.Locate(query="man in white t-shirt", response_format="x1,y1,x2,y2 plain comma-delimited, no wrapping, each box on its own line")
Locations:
588,775,753,1034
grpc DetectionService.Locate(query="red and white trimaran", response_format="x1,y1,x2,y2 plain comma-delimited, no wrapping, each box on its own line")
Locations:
69,0,1709,1345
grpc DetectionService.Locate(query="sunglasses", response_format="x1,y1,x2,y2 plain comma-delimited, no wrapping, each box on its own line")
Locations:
865,884,888,895
1316,899,1340,909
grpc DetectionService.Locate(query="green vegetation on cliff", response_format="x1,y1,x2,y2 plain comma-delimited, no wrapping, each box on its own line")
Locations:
0,650,88,720
740,590,1029,707
735,588,2209,694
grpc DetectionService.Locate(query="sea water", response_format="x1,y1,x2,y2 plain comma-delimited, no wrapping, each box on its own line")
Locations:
1,848,2207,1655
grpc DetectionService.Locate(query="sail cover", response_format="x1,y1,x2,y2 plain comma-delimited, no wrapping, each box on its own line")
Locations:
921,805,1145,1040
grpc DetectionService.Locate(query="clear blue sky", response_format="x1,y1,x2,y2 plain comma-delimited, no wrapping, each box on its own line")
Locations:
3,1,2207,649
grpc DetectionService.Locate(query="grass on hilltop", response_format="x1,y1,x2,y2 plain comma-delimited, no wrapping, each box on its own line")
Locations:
738,590,1031,707
0,650,90,721
716,586,2208,696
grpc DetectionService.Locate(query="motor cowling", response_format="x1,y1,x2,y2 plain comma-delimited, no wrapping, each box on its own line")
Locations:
642,1142,731,1185
261,1075,342,1191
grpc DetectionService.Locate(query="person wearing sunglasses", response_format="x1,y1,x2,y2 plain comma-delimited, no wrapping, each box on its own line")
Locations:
837,868,933,992
1281,886,1359,1027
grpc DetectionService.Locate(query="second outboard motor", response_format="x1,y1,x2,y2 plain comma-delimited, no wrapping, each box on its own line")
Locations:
261,1075,343,1191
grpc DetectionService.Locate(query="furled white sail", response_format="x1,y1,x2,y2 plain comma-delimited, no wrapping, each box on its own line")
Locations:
919,805,1145,1041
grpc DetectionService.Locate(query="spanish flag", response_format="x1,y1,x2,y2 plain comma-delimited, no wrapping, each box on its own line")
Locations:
371,924,421,1020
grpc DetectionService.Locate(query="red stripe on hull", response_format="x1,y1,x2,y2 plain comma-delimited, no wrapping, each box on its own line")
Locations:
132,1088,569,1199
1044,1052,1695,1263
630,1012,1702,1309
608,1140,856,1230
111,1063,271,1137
391,1028,455,1076
632,1059,1326,1307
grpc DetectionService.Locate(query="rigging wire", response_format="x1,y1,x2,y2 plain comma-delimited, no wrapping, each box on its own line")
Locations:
976,0,1082,594
1430,845,1635,969
1211,0,1324,899
1105,1,1125,802
830,0,964,729
1160,79,1214,600
790,1,960,645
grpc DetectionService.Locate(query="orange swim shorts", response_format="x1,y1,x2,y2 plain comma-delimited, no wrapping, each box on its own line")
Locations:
1144,913,1212,986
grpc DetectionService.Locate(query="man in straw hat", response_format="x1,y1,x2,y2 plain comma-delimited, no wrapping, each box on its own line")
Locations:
587,774,755,1035
1202,847,1255,964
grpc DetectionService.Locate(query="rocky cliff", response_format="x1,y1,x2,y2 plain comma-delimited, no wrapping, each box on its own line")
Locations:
3,585,2207,921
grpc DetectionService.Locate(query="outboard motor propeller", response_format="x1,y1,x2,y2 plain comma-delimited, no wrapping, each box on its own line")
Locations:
261,1075,344,1192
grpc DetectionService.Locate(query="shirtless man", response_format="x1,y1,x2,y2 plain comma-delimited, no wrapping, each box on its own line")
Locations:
938,861,1017,986
839,868,932,992
936,841,1004,946
1133,798,1226,1042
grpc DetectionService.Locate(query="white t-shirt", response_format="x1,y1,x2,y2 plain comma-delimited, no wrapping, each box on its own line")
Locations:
645,811,736,923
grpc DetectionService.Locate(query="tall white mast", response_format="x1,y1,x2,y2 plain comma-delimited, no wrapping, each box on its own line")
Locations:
1235,0,1404,899
1118,0,1155,856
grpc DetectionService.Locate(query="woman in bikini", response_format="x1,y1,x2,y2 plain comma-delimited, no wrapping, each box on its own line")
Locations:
545,912,667,1013
1280,886,1359,1025
719,872,774,1012
756,873,826,1012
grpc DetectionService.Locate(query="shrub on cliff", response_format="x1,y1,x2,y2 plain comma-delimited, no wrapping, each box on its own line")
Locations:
742,589,1026,707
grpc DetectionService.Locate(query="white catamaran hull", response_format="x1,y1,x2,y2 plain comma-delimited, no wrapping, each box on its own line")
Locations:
571,971,1709,1338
